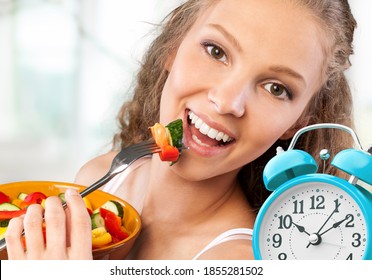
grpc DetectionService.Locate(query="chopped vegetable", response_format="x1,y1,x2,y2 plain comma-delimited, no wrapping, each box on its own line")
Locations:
0,192,10,204
0,209,27,220
0,202,20,211
159,145,180,162
0,201,27,219
94,200,124,218
23,192,47,205
11,198,25,209
92,227,112,248
99,207,129,241
0,210,27,220
165,119,183,148
17,192,28,201
91,212,105,229
150,119,184,164
150,123,169,148
0,227,7,240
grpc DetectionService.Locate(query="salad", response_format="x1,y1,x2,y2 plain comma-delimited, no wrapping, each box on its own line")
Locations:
0,190,129,249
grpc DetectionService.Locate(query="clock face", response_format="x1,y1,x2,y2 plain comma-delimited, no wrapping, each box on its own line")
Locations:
257,181,368,260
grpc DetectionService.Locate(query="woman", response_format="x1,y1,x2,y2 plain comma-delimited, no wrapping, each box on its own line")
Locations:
6,0,356,259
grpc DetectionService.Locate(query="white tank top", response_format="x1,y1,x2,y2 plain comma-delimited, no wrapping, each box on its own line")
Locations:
101,157,253,259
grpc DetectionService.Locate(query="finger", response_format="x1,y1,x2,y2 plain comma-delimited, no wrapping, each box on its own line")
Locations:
44,196,67,257
5,216,26,260
23,204,45,258
64,188,92,259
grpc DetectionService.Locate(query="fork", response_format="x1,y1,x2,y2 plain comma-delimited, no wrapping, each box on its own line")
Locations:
0,139,186,251
79,139,161,198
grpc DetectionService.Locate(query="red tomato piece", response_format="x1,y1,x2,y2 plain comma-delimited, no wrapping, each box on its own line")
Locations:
86,208,93,216
159,145,180,162
23,192,47,205
0,192,10,204
0,209,27,219
99,208,129,241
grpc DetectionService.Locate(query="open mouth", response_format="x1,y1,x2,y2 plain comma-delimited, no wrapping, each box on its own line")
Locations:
187,111,235,147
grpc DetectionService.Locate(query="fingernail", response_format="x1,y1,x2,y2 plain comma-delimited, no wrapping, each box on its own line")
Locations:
65,188,79,196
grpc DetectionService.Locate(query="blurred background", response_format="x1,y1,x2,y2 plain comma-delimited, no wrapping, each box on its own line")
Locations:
0,0,371,184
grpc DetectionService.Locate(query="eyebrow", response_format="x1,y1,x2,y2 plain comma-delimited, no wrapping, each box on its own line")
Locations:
269,66,306,85
208,24,305,85
207,23,243,52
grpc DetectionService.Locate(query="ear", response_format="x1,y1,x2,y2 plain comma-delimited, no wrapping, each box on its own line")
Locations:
279,117,310,140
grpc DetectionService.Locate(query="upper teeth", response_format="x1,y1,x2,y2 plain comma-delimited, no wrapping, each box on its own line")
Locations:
188,111,233,143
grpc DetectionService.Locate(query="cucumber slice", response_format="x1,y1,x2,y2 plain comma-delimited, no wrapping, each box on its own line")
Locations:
0,202,20,211
96,200,124,218
166,119,183,148
17,192,28,201
91,212,105,229
58,193,66,202
0,220,9,227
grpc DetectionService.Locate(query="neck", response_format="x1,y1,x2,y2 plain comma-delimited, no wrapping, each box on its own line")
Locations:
141,157,245,226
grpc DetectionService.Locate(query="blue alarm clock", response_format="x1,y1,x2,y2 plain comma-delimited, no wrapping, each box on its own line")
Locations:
252,123,372,260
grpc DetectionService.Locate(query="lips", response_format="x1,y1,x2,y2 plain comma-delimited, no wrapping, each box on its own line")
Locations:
187,111,235,147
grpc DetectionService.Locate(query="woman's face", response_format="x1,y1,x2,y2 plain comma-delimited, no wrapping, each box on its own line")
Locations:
160,0,327,180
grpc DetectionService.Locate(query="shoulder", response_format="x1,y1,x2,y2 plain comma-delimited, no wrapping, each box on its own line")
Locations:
74,151,118,186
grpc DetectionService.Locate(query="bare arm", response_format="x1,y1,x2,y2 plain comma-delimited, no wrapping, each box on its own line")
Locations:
74,151,117,186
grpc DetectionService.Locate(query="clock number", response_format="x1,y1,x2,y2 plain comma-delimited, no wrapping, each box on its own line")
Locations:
309,195,325,210
345,214,354,227
334,199,340,213
351,233,362,247
346,253,353,260
292,200,304,214
278,215,292,229
272,233,282,248
278,253,287,260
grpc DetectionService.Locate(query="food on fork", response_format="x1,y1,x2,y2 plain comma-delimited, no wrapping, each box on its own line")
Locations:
150,119,184,164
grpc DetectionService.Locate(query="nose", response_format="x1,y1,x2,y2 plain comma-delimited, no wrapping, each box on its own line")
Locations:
207,79,247,117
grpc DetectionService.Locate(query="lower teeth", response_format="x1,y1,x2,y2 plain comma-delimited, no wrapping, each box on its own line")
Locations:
192,135,211,147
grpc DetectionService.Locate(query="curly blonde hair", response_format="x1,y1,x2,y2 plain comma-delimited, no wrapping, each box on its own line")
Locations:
113,0,357,211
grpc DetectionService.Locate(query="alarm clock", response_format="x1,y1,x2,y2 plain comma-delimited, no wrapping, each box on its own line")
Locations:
252,123,372,260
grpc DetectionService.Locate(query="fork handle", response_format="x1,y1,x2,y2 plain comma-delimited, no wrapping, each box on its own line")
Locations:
79,172,115,198
59,172,114,210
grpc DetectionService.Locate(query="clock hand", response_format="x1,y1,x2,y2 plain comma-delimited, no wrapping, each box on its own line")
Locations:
319,214,351,237
316,200,341,234
306,200,341,248
292,221,310,236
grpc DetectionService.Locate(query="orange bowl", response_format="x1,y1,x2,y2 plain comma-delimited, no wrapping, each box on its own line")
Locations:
0,181,141,260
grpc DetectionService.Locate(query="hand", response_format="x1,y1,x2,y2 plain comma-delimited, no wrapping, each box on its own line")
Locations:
319,214,351,237
5,188,93,260
292,221,310,236
306,200,341,248
316,200,341,235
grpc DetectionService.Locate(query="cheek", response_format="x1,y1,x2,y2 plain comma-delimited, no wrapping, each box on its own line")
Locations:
159,68,192,123
164,58,203,97
240,105,305,155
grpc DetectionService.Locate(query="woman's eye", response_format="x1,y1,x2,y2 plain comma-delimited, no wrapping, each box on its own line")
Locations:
263,82,293,100
203,43,228,63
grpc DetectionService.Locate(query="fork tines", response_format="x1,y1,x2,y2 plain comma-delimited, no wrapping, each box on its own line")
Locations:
131,140,161,153
132,140,188,154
